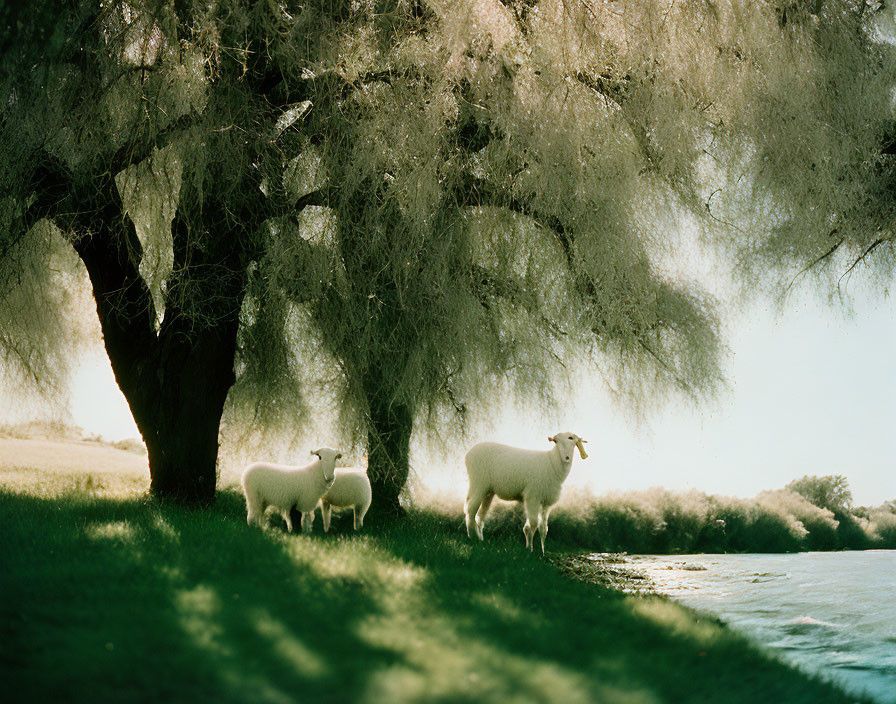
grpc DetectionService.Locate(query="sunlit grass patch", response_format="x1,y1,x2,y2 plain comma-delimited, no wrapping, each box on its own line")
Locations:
250,606,331,679
84,519,137,542
629,597,723,646
176,584,228,654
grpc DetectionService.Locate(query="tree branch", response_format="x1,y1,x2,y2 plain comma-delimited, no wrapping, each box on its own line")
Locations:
451,172,573,260
20,157,75,230
108,110,199,176
66,177,163,433
839,235,894,285
451,171,671,343
783,231,844,296
260,67,426,106
294,186,334,212
575,70,630,109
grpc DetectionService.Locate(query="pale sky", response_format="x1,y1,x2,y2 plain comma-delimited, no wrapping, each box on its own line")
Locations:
57,282,896,507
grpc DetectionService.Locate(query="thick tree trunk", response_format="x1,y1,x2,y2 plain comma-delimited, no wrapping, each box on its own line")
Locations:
140,321,239,505
71,183,246,505
365,390,414,518
76,237,241,504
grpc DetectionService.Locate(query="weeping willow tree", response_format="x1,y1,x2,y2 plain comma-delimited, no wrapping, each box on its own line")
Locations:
4,1,891,510
261,0,896,513
262,0,736,514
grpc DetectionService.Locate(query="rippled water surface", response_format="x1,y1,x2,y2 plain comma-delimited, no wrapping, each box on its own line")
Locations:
625,551,896,703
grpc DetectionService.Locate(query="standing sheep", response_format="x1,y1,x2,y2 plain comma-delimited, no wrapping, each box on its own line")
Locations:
318,469,372,532
241,448,342,533
464,432,589,553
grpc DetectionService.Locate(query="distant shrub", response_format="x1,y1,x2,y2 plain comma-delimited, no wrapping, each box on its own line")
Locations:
757,490,839,551
747,502,804,553
112,438,147,455
868,510,896,548
589,490,668,553
834,512,873,550
786,475,853,514
0,420,80,441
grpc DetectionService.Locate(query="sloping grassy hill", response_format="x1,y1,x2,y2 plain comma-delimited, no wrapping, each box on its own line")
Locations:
0,466,868,704
0,424,147,497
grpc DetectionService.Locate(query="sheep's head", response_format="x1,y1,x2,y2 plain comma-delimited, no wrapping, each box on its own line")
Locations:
548,433,588,462
310,447,342,484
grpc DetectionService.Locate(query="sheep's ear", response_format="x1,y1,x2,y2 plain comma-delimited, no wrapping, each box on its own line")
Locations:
335,453,342,460
548,436,555,443
310,449,320,457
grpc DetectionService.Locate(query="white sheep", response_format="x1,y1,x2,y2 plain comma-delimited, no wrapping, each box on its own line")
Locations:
464,432,589,553
318,469,372,532
241,447,342,533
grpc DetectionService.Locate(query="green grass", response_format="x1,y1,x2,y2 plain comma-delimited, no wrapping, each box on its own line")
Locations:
1,475,871,704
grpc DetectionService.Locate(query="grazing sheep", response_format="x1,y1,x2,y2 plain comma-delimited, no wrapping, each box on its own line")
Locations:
464,432,588,553
318,469,372,532
242,448,342,533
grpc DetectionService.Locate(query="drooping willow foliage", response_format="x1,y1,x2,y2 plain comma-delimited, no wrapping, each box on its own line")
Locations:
702,1,896,294
0,221,84,397
253,0,733,421
2,0,893,506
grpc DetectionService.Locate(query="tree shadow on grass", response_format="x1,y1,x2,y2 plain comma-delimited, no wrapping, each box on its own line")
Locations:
1,488,400,704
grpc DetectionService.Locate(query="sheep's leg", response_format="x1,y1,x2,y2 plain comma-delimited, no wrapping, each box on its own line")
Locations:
301,510,315,534
523,499,540,551
245,495,263,527
465,487,486,540
283,509,294,533
537,506,550,554
321,502,332,533
246,505,258,527
476,493,495,537
356,501,370,530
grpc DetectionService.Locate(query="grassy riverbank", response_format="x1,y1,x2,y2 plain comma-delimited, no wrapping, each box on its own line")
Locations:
1,464,871,704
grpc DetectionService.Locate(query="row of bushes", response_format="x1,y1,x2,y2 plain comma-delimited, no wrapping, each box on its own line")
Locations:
418,484,896,554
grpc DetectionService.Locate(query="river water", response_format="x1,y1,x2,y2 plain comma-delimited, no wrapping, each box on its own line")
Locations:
624,551,896,703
